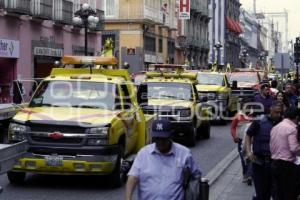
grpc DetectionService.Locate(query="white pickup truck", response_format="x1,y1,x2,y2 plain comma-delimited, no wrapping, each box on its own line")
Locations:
0,103,20,143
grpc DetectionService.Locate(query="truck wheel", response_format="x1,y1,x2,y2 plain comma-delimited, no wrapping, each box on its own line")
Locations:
108,143,125,188
109,156,122,188
201,123,211,139
7,171,26,185
186,126,196,147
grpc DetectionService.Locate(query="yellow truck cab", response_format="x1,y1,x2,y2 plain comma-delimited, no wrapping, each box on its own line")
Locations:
7,56,152,187
196,71,238,121
137,64,211,147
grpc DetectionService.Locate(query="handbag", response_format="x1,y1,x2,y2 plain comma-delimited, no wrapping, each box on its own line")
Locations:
183,167,209,200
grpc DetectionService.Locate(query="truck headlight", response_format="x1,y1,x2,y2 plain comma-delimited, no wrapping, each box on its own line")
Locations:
178,109,191,117
8,123,27,142
217,93,228,100
89,127,109,138
88,127,109,146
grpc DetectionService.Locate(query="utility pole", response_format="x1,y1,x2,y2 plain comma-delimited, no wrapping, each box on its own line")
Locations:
253,0,256,14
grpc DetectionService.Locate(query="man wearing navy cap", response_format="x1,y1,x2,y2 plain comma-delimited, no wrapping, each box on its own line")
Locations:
125,119,201,200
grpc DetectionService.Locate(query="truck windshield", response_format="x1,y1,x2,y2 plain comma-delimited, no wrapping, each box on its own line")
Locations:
147,82,193,101
197,74,224,85
229,74,257,83
30,81,118,110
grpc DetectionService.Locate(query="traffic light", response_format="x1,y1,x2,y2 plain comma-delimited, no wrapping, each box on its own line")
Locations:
294,37,300,64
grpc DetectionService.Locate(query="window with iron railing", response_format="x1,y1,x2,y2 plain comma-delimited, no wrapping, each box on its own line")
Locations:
31,0,53,20
168,41,175,55
145,36,156,52
53,0,73,24
6,0,31,15
159,39,163,53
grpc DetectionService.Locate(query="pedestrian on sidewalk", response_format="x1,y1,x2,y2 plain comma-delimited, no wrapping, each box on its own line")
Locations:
245,101,284,200
276,92,290,112
254,83,274,115
270,107,300,200
285,83,298,107
125,119,202,200
230,102,253,185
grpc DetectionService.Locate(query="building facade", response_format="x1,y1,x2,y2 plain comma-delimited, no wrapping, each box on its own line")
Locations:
240,9,260,67
103,0,177,73
209,0,242,68
0,0,104,103
176,0,210,68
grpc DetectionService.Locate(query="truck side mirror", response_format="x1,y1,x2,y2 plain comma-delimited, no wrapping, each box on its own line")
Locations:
231,80,238,89
137,84,148,106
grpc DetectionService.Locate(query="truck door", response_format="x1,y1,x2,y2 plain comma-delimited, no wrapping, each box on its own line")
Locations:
120,84,138,154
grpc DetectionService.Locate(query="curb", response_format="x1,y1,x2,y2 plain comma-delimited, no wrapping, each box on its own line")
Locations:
205,148,239,186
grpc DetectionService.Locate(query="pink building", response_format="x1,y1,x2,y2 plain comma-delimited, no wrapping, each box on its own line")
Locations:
0,0,103,103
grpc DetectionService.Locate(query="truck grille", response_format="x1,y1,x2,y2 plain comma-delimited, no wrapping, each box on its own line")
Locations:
31,136,83,144
28,124,86,145
231,88,254,97
30,125,86,133
198,92,216,100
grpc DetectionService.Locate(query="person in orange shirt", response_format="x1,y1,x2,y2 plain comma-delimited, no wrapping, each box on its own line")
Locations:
231,102,254,185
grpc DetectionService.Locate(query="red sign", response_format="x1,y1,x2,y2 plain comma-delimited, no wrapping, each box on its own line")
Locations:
179,0,190,20
49,132,64,139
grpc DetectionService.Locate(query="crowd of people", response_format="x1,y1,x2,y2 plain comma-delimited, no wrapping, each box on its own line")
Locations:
231,81,300,200
123,79,300,200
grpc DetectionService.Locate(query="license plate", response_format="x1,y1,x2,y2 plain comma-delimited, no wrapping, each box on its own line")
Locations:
45,155,63,166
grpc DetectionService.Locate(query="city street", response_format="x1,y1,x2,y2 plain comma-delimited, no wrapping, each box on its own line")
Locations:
0,124,235,200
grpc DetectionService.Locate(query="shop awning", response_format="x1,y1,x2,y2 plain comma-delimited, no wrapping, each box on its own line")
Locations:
226,17,237,33
226,16,243,34
233,20,243,34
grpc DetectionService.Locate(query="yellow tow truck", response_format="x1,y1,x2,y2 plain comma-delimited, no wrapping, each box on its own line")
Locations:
7,56,154,187
195,71,238,122
137,64,211,147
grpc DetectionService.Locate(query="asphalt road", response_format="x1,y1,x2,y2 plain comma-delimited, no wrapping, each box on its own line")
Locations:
0,124,235,200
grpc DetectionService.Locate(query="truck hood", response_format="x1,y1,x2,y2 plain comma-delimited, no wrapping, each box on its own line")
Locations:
196,85,224,92
237,82,256,88
148,99,193,108
13,107,120,125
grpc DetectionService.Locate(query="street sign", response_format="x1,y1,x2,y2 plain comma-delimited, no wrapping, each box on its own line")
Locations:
179,0,190,20
274,53,291,71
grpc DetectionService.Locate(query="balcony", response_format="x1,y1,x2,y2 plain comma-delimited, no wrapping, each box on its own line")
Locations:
108,4,164,25
191,0,199,11
200,5,209,17
31,0,53,20
144,6,164,24
53,0,73,24
5,0,31,15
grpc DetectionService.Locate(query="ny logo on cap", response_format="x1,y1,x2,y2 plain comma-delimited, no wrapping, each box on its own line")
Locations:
156,123,163,131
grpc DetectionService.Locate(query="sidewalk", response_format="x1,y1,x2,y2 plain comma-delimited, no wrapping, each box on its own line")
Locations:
209,157,255,200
